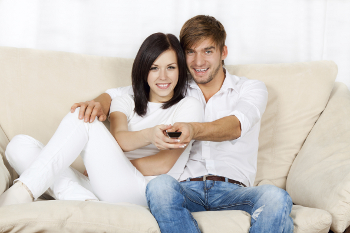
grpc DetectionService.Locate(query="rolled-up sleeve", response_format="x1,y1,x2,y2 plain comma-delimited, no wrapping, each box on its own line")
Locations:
105,86,133,100
230,80,268,138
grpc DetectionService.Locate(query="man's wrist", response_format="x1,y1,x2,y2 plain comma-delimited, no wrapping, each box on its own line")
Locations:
189,122,199,140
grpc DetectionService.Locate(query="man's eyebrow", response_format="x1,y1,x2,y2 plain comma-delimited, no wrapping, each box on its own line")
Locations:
204,46,215,50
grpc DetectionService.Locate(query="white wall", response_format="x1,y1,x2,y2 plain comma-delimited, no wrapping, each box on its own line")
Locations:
0,0,349,88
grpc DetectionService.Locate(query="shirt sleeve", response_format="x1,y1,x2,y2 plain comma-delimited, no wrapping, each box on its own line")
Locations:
105,86,133,100
109,95,134,120
230,80,268,138
172,97,204,124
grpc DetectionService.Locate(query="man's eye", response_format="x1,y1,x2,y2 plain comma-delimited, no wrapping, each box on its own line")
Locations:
205,50,212,54
187,50,194,54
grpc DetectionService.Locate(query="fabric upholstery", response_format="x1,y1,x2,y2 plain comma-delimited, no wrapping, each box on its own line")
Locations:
226,61,338,189
291,205,332,233
287,82,350,233
0,126,11,194
0,201,160,233
0,199,334,233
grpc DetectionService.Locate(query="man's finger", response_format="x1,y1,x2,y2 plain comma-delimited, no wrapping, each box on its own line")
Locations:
71,103,79,113
84,104,94,122
78,104,87,120
98,114,106,122
90,107,99,123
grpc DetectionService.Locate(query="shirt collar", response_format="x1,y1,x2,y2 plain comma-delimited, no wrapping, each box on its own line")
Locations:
188,69,240,93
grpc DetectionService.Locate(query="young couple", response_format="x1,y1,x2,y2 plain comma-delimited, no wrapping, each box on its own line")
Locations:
0,15,293,233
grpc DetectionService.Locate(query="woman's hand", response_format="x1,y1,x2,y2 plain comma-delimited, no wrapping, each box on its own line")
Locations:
145,124,186,150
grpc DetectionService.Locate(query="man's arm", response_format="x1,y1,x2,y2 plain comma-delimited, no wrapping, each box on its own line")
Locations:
70,93,111,123
170,115,241,145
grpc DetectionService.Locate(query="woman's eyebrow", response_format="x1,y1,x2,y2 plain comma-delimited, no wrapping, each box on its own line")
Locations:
167,63,176,66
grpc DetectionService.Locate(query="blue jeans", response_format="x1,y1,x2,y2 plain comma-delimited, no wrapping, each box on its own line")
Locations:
146,174,293,233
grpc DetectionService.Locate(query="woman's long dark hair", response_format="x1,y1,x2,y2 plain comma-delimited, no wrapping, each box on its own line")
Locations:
132,33,188,117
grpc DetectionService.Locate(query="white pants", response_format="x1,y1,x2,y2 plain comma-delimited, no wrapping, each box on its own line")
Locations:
5,109,148,206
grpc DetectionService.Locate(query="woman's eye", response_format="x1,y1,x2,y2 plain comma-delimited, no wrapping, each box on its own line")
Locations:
150,67,158,70
168,66,176,69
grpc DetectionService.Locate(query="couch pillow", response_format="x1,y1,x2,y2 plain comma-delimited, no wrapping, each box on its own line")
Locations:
287,82,350,233
226,61,337,189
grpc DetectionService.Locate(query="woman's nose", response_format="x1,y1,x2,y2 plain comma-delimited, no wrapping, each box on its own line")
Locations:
159,69,167,80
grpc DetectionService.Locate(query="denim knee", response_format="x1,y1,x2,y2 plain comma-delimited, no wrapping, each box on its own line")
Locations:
146,174,179,203
261,185,293,212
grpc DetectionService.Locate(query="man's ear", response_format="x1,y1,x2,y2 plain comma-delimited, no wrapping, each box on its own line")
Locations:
221,45,228,60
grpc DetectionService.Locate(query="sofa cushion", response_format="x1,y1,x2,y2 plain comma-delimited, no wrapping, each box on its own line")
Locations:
287,82,350,233
0,201,161,233
226,61,337,189
291,205,332,233
0,200,254,233
192,210,250,233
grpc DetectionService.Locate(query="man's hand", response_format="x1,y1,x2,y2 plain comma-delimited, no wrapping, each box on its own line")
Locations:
71,100,107,123
167,122,196,145
145,124,187,150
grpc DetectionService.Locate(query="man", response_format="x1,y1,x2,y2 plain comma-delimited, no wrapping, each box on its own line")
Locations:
72,15,293,233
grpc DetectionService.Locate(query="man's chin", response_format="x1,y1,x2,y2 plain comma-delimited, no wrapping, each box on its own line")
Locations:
191,74,213,85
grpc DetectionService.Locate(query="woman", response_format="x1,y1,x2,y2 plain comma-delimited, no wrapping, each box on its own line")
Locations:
0,33,203,207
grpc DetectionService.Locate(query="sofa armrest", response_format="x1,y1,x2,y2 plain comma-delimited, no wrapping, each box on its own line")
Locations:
287,82,350,233
0,124,11,194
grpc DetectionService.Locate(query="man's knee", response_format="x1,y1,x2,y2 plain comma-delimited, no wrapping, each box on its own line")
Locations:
146,174,179,201
260,185,293,211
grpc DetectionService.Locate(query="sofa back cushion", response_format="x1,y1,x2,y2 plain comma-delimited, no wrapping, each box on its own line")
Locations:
226,61,337,188
0,46,337,189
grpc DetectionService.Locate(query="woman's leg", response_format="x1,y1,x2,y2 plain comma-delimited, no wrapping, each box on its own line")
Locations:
5,134,98,201
10,108,147,205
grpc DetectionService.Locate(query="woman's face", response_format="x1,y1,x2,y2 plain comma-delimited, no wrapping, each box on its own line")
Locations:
148,49,179,103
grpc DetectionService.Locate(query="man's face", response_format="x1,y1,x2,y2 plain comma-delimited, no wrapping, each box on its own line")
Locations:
185,38,227,85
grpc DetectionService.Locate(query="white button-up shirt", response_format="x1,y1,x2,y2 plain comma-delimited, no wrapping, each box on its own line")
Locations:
106,71,268,187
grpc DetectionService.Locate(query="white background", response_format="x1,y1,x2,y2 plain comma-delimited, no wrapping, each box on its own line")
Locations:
0,0,349,88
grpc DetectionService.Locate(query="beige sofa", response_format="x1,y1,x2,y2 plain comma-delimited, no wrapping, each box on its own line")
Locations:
0,46,350,233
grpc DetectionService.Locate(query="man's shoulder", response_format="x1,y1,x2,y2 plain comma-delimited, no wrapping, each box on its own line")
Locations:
227,72,267,92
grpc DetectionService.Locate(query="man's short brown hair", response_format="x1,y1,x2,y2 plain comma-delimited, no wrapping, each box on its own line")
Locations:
180,15,227,54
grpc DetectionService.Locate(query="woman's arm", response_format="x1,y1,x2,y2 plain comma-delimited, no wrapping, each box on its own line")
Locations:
109,111,186,176
130,148,185,176
109,112,186,151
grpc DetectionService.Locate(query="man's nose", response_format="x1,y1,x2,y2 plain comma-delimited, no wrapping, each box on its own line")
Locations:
194,53,205,67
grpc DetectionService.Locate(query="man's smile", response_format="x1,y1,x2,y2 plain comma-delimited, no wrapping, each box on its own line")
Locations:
193,67,209,75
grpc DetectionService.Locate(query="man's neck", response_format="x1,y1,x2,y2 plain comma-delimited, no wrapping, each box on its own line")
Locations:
198,68,226,102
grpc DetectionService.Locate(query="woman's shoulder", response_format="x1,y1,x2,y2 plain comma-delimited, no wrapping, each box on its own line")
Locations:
113,94,134,104
110,94,135,114
177,96,202,108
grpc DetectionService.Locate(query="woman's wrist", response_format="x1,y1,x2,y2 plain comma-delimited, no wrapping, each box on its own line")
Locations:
141,127,152,144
